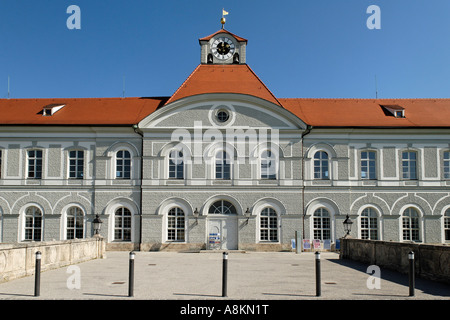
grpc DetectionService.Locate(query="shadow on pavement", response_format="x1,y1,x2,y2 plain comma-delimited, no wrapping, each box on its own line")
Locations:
0,292,34,298
327,258,450,297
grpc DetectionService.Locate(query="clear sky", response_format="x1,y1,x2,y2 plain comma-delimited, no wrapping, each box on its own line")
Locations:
1,0,449,99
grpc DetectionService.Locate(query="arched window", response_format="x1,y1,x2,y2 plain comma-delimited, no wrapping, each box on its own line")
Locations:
260,207,278,241
169,150,184,179
114,207,132,241
314,151,329,180
24,206,42,241
402,207,420,241
215,151,231,180
361,207,378,240
116,150,131,179
444,208,450,242
67,206,84,239
313,208,330,240
208,200,237,214
167,207,185,241
261,150,276,179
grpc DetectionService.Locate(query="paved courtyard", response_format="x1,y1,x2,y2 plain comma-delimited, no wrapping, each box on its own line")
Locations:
0,251,448,301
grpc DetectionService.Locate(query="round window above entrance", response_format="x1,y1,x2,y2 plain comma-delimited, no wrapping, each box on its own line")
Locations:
208,200,237,214
216,110,229,123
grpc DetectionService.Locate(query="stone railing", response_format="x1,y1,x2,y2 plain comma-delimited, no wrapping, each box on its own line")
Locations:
0,237,106,283
340,238,450,285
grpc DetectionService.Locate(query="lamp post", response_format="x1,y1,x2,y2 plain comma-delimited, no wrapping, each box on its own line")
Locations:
93,214,103,236
343,214,353,237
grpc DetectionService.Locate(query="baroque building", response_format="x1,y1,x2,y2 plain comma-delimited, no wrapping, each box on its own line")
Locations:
0,27,449,251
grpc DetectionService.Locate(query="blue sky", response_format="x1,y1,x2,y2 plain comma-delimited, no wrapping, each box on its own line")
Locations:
1,0,449,99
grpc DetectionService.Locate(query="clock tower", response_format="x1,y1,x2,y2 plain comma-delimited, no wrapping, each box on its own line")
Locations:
199,28,247,65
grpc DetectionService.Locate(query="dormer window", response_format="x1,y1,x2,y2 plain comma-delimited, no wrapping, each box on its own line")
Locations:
42,104,65,116
395,110,405,118
380,105,405,118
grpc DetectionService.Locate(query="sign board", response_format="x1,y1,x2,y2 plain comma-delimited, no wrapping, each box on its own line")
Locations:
313,239,321,249
303,239,311,250
208,233,221,250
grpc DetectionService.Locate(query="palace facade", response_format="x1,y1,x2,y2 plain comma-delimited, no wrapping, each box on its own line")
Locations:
0,28,449,251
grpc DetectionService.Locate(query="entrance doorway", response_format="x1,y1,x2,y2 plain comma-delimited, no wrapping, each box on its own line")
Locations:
206,200,238,250
207,216,238,250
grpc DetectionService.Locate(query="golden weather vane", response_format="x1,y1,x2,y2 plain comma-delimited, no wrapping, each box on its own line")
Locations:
221,9,228,29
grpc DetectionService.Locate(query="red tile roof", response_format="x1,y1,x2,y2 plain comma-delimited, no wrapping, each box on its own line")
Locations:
279,98,450,128
1,66,449,128
164,64,282,106
0,97,167,125
199,29,247,43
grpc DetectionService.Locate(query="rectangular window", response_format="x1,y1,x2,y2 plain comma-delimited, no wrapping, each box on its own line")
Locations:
444,151,450,179
116,150,131,179
313,151,329,180
261,150,276,179
169,151,184,179
361,151,376,180
28,150,43,179
402,151,417,180
69,150,84,179
445,214,450,241
0,150,2,179
215,151,231,180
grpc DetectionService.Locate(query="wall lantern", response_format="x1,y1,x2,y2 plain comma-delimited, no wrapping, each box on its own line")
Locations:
193,208,199,224
343,214,353,236
245,207,251,224
93,214,103,235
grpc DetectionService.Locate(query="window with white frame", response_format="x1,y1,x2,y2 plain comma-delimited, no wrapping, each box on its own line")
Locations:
24,206,43,241
313,151,329,180
361,207,378,240
208,200,237,214
169,150,184,179
402,207,420,242
114,207,132,241
0,149,2,179
444,151,450,179
28,149,43,179
167,207,185,241
402,151,417,180
444,208,450,242
69,150,84,179
361,151,376,180
215,150,231,180
261,150,277,179
260,207,278,241
116,150,131,179
0,208,2,242
66,206,84,239
313,207,331,240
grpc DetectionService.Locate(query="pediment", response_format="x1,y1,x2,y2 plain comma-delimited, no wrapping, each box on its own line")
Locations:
138,93,307,131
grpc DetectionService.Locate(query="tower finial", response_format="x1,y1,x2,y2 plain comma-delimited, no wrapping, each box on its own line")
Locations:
221,9,228,29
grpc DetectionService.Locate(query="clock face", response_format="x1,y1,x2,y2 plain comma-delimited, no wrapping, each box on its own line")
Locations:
211,36,235,60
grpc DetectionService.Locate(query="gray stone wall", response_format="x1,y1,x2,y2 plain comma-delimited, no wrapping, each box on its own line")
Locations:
0,238,105,283
340,238,450,285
